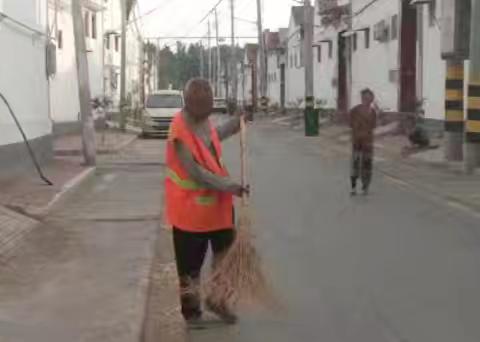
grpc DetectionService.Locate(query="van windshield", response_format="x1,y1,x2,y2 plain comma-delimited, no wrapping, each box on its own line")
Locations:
146,94,183,108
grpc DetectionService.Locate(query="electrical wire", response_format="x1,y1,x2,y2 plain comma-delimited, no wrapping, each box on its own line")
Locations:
128,0,174,28
197,0,226,26
0,92,53,186
350,0,383,19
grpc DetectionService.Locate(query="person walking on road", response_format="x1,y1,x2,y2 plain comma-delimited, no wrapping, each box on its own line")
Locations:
164,78,248,327
349,88,377,195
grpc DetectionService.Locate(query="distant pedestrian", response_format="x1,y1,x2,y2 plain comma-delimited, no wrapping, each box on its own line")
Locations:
349,88,377,195
164,78,248,327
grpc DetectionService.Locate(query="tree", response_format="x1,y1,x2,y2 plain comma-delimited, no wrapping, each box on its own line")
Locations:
152,42,243,92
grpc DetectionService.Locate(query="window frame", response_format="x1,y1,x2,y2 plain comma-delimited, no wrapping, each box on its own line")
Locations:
84,11,90,37
91,12,97,39
57,29,63,50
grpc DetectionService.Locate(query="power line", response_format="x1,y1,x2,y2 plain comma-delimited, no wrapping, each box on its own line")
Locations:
145,36,257,39
197,0,226,25
350,0,384,19
129,0,173,25
235,16,256,25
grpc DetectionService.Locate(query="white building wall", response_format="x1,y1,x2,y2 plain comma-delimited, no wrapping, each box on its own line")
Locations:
266,52,281,106
351,0,399,110
313,26,340,109
85,3,104,100
286,19,305,107
0,0,51,145
48,0,79,124
48,0,104,124
313,1,348,109
126,21,142,108
418,4,445,121
103,0,122,109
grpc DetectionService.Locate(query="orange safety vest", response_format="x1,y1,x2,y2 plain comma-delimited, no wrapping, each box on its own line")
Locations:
165,111,233,232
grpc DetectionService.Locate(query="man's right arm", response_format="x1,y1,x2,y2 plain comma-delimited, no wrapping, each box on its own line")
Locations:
174,139,242,193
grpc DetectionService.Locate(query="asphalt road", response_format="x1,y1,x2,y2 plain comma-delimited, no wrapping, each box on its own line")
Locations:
1,118,479,342
182,118,480,342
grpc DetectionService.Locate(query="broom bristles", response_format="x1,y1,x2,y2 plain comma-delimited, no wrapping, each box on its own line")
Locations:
196,205,278,310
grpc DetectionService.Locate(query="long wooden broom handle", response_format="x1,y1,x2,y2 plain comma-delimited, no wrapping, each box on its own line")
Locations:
240,115,248,205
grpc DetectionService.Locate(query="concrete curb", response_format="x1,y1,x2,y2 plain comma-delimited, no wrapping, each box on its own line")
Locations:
0,168,97,257
31,167,97,216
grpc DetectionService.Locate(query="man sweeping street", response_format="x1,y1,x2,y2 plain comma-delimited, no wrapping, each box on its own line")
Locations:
349,88,377,195
164,78,247,327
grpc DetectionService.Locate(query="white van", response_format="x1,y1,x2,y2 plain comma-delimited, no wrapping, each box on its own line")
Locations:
143,90,183,137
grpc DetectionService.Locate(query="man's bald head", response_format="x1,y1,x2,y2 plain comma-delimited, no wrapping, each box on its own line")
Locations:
184,78,213,120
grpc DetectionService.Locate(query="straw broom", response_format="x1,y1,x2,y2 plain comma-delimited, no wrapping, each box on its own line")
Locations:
203,116,275,310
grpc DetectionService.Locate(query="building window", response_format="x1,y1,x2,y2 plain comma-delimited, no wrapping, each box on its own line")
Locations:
91,13,97,39
106,35,110,49
328,42,333,58
352,33,357,51
115,36,120,51
57,29,63,49
294,52,298,67
300,47,304,67
84,11,90,37
317,46,322,63
391,15,398,40
364,28,370,49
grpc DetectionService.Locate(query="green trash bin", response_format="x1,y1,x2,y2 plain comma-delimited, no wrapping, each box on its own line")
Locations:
304,107,319,136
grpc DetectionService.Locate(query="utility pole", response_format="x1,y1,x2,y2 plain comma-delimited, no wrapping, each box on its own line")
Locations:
444,59,465,161
465,0,480,173
208,19,213,85
200,41,205,78
119,0,127,130
303,0,316,136
230,0,238,110
155,38,160,90
256,0,267,112
215,9,221,97
71,0,96,165
440,0,470,162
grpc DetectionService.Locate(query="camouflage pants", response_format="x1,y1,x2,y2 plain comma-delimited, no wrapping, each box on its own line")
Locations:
351,141,373,189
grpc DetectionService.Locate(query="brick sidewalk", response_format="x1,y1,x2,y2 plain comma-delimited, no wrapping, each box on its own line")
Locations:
0,206,38,261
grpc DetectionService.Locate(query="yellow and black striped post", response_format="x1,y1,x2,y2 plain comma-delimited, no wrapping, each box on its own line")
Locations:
466,82,480,142
465,0,480,173
465,80,480,171
444,60,465,161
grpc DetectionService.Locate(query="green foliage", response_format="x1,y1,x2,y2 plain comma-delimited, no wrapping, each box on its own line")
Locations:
143,41,244,91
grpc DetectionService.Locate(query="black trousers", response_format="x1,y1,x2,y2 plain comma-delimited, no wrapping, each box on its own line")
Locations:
173,227,235,320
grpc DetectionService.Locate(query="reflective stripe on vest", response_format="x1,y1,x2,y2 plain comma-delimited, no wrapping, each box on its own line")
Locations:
166,168,217,206
166,168,203,190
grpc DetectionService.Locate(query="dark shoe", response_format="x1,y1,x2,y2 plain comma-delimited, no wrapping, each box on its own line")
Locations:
205,299,238,324
350,188,357,196
185,315,207,329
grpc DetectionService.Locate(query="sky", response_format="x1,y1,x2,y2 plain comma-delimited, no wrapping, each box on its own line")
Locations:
136,0,294,48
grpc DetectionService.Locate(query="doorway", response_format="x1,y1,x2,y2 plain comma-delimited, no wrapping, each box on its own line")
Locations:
337,32,348,115
399,0,417,112
280,63,286,109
